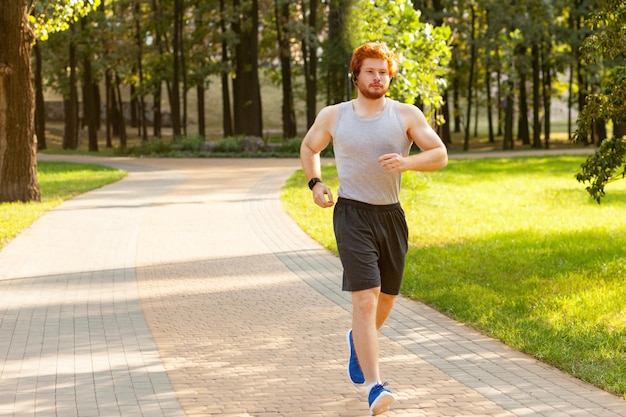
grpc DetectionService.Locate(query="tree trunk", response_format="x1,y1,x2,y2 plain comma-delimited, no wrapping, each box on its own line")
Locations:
531,43,542,149
219,0,233,137
151,0,164,139
181,24,188,137
134,1,148,142
516,46,529,146
303,0,318,130
105,69,113,147
485,63,494,143
593,120,607,146
576,57,589,145
63,32,80,150
541,44,552,149
83,54,98,151
153,89,162,139
326,0,351,104
427,0,450,144
452,71,461,133
80,10,98,151
197,84,206,138
34,42,47,151
275,0,297,138
171,0,183,137
0,0,40,202
81,57,98,150
220,71,233,136
233,0,263,137
503,80,515,150
496,54,503,137
130,85,138,129
473,85,479,138
463,5,476,152
115,74,127,148
567,61,574,141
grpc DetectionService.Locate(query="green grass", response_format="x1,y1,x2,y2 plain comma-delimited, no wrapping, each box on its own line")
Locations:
0,162,126,249
281,156,626,399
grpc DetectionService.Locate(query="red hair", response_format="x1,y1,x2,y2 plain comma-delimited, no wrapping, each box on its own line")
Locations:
350,42,398,78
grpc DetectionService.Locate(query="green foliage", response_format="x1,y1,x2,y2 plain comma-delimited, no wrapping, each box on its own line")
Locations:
576,137,626,203
282,156,626,398
172,135,205,152
213,136,247,153
31,0,101,41
348,0,451,112
572,0,626,201
115,138,172,157
114,136,204,157
111,135,334,158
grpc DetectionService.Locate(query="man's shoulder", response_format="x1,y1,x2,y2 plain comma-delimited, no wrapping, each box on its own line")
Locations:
316,101,346,121
396,101,426,118
320,101,347,114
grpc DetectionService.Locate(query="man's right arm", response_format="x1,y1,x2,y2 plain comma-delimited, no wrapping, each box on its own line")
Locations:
300,105,337,208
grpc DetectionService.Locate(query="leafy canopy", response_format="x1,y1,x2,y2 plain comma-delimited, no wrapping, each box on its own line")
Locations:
348,0,451,116
30,0,101,41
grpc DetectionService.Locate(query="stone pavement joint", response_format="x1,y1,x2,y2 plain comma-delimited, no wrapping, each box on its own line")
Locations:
0,153,623,417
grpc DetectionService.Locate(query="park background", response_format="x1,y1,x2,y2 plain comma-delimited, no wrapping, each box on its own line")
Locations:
0,0,624,402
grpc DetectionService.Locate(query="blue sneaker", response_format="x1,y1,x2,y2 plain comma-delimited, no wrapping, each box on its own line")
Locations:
346,330,365,385
368,382,396,416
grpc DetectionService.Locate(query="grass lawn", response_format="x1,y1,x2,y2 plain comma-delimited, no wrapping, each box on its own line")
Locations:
0,161,126,249
281,155,626,399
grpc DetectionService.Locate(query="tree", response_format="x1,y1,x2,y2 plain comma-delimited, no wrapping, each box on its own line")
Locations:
33,42,47,151
274,0,297,138
0,0,100,203
232,0,263,137
171,0,184,137
463,3,477,151
0,0,39,202
323,0,352,105
573,0,626,202
219,0,234,137
63,26,80,150
349,0,451,116
302,0,320,130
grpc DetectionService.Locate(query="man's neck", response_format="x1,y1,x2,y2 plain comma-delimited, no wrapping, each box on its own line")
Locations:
353,96,387,119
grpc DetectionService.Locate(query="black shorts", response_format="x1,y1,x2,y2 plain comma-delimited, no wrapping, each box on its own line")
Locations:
333,197,408,295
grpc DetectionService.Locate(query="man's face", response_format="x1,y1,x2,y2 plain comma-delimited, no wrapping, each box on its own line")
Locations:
355,58,391,100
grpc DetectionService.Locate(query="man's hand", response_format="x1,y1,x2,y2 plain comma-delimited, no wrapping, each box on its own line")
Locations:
312,183,334,208
378,153,406,173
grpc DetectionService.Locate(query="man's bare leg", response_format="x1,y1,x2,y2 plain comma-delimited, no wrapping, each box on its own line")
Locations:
351,287,381,385
351,288,398,415
376,292,397,329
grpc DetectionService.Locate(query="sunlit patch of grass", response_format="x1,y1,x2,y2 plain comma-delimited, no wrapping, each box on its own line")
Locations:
0,162,126,249
281,156,626,398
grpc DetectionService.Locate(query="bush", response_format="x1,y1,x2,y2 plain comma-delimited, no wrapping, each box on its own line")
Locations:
214,136,245,153
111,134,335,158
172,135,204,152
114,139,172,157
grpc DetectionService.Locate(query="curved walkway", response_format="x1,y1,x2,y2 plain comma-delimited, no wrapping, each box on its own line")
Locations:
1,152,623,417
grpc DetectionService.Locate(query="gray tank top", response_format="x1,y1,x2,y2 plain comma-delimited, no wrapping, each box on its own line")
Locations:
333,98,411,205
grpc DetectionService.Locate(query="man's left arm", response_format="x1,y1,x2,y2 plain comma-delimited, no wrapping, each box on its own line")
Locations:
378,104,448,173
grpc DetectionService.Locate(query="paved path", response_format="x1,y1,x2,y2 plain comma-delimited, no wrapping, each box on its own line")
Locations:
1,153,624,417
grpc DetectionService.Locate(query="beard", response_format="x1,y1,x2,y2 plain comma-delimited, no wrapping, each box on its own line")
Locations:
357,83,388,100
